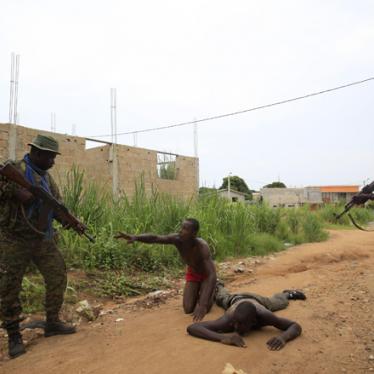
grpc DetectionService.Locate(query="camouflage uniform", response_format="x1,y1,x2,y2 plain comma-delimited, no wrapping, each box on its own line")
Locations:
0,159,67,322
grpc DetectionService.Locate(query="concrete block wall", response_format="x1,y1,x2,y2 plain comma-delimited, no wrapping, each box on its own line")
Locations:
0,124,10,162
261,187,306,207
84,145,112,189
86,144,199,199
0,123,87,183
0,123,199,200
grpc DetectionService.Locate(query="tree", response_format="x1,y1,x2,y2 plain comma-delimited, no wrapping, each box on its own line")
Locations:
263,181,287,188
219,175,252,200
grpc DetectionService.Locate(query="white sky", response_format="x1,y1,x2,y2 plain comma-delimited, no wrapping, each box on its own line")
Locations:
1,0,373,190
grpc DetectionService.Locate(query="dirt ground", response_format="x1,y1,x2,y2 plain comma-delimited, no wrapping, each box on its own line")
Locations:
1,229,374,374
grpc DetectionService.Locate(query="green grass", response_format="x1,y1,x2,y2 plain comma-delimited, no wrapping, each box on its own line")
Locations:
56,168,373,273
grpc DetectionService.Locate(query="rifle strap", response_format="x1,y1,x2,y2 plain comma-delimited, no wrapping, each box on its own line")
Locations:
20,204,49,236
347,213,374,232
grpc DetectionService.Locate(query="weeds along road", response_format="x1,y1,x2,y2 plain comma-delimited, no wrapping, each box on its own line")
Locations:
2,229,374,374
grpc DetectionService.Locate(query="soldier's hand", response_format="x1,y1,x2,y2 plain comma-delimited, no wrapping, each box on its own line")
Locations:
267,336,286,350
62,221,72,229
75,222,87,234
114,232,136,244
14,188,35,204
221,333,247,348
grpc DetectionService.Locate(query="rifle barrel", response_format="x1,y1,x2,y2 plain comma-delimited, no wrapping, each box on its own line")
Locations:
83,231,95,243
335,201,354,220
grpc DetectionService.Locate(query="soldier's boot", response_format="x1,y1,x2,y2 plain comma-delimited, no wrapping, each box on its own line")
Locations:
44,315,76,337
8,331,26,358
2,321,26,359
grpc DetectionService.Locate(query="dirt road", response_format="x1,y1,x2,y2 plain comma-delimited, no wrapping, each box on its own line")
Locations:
1,229,374,374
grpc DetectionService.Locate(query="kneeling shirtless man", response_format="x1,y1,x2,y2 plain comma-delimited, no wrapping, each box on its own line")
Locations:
115,218,216,321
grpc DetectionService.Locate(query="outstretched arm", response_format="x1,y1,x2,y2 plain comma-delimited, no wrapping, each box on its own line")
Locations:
187,316,246,348
115,232,179,245
259,309,302,350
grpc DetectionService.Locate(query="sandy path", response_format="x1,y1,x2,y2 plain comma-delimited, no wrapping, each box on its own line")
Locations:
1,229,374,374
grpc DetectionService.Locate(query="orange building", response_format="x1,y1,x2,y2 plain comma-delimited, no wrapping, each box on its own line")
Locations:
318,185,359,203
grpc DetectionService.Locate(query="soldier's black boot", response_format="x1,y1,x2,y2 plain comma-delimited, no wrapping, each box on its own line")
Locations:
8,331,26,358
44,316,76,337
2,320,26,359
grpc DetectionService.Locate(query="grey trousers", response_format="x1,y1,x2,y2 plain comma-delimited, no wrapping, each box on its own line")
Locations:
216,285,289,312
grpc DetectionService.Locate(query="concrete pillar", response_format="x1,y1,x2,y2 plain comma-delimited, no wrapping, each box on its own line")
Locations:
109,144,119,198
195,157,199,196
8,123,17,160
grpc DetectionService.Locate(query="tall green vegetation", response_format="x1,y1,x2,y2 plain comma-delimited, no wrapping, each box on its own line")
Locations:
57,168,373,274
158,162,176,180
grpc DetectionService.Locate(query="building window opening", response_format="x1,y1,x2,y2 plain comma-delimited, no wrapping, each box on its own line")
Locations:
157,153,177,180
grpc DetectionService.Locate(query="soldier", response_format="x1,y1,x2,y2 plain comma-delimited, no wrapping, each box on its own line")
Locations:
0,135,77,359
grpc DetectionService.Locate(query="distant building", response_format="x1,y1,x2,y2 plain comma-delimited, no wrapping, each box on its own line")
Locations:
252,192,262,202
261,188,305,208
261,185,359,208
319,185,359,203
217,189,247,202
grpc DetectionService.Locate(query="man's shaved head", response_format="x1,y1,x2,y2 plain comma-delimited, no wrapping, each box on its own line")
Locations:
185,218,200,233
232,302,257,335
234,302,257,321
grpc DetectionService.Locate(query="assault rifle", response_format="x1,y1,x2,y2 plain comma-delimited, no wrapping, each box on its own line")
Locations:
335,180,374,219
335,180,374,230
0,162,95,242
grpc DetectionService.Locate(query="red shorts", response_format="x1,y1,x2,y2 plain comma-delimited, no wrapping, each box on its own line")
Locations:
185,266,207,283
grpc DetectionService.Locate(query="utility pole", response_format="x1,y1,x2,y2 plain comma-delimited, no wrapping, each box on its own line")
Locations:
193,120,198,158
9,53,20,124
9,53,15,123
50,112,56,132
8,52,20,160
110,88,119,198
133,132,138,147
13,54,20,124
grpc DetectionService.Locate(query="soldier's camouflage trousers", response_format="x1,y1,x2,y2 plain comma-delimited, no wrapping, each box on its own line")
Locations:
0,234,67,321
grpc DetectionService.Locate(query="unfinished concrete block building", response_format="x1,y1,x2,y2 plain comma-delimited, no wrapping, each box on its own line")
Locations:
0,123,199,200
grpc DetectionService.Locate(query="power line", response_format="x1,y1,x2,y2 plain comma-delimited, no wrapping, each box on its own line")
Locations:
89,76,374,138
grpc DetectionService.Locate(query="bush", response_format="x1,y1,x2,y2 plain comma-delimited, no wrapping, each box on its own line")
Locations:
302,214,328,242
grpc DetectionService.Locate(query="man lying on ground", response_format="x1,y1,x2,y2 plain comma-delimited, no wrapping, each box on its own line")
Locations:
187,282,305,350
115,218,216,321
